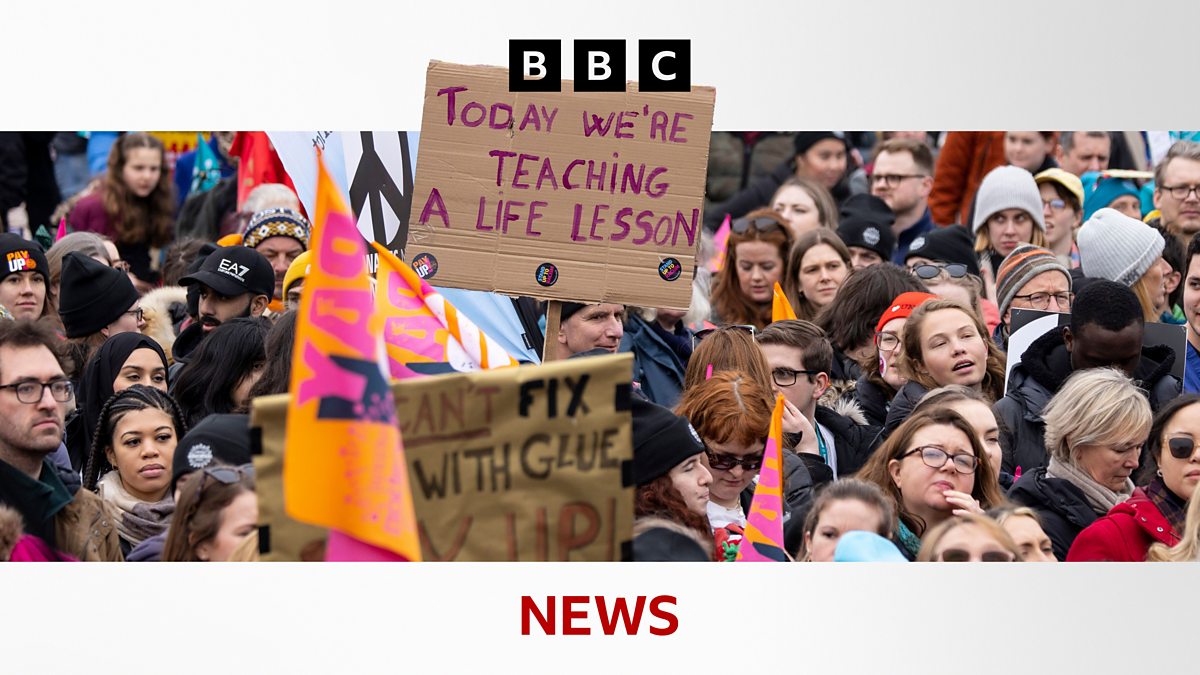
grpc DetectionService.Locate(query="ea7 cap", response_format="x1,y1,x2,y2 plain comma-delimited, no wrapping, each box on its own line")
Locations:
180,245,273,298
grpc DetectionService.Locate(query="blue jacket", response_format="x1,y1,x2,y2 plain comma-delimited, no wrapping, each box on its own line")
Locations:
619,315,689,409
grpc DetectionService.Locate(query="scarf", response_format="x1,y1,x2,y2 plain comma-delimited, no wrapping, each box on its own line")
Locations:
97,471,174,548
896,518,921,559
1046,457,1133,516
1144,475,1188,538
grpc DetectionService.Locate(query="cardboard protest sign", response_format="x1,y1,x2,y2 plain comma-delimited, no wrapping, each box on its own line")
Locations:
252,352,634,561
1004,308,1187,394
407,61,716,310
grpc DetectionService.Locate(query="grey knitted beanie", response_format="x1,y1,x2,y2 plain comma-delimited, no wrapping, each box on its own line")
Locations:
971,165,1046,234
1077,208,1165,287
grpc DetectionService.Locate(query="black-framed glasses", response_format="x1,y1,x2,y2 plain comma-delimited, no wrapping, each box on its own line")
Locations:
771,366,819,387
870,173,926,188
1041,198,1067,212
938,548,1015,563
1011,291,1073,311
1160,184,1200,201
731,216,785,235
874,331,901,352
900,446,978,474
692,324,756,351
1168,437,1199,460
124,308,145,322
0,379,73,404
911,263,969,280
704,447,764,472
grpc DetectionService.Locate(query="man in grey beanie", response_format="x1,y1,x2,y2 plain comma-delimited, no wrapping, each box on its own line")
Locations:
1077,207,1166,321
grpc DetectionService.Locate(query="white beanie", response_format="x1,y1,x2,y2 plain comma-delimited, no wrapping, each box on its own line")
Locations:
971,166,1046,234
1077,208,1165,287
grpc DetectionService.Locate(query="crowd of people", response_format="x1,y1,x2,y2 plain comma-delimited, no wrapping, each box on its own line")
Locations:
1,130,1199,563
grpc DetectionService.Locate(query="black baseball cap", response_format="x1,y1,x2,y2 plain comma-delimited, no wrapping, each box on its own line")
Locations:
180,245,274,298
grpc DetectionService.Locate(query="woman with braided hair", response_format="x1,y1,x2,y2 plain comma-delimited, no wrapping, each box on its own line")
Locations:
83,385,188,555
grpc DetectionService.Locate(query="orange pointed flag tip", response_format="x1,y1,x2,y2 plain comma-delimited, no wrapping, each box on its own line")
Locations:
771,282,797,322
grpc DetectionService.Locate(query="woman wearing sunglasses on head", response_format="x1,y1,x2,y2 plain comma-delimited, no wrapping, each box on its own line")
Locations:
709,209,793,331
1009,368,1152,561
783,230,851,323
917,513,1021,562
82,385,188,556
856,407,1005,560
882,298,1007,436
1068,394,1200,561
162,462,257,562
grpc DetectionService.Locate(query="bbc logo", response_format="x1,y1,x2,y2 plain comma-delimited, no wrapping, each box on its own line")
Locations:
508,39,691,93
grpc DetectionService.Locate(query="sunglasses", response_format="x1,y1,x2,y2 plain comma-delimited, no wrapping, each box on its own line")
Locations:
911,263,969,280
1167,437,1199,460
692,324,756,351
198,464,256,493
731,216,785,235
704,448,764,472
938,549,1015,563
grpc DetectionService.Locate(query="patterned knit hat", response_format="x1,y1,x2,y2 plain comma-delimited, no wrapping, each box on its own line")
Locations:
995,245,1071,319
242,208,310,250
971,166,1046,233
1077,208,1164,287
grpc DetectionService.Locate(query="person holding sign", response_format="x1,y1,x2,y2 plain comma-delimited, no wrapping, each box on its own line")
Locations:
856,407,1004,560
1008,368,1152,561
709,209,794,331
630,398,713,562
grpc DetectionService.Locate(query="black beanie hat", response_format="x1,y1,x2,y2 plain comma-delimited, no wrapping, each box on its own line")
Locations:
903,224,981,277
632,398,705,485
794,131,846,157
0,233,49,284
59,251,141,338
560,302,587,323
171,413,253,490
837,194,897,261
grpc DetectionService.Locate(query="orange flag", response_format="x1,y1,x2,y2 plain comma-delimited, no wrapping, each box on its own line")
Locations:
283,151,420,560
772,281,797,322
736,394,787,562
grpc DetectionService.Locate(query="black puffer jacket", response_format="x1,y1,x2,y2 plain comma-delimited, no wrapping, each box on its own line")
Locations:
814,404,883,477
848,374,893,429
994,329,1181,475
1007,467,1100,561
882,381,930,438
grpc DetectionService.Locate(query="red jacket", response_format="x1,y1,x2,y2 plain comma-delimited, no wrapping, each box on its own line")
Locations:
1066,488,1180,562
928,132,1007,227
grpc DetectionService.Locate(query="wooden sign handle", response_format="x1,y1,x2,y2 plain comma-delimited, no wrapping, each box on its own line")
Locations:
542,300,562,362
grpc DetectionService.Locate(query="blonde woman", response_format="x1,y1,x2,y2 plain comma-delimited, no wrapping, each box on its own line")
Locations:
1009,368,1152,560
916,513,1021,562
1148,487,1200,562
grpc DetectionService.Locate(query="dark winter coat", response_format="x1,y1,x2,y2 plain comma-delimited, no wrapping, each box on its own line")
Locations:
1008,467,1101,561
994,328,1181,475
848,374,893,429
619,314,689,409
883,380,931,437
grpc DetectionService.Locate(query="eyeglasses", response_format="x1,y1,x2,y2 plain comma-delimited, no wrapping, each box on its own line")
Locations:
1167,437,1200,460
704,447,764,472
910,263,969,280
731,216,785,235
0,379,74,404
900,445,978,474
1041,198,1067,211
1159,184,1200,201
1011,291,1073,311
124,308,145,322
938,548,1015,563
692,324,756,351
870,174,926,188
771,367,820,387
111,260,131,272
874,331,901,352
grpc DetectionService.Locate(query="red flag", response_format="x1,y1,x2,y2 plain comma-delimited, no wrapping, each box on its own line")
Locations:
228,132,301,212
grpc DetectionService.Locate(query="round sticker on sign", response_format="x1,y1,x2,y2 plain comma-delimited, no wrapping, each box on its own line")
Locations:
658,257,682,282
535,262,559,287
411,253,438,279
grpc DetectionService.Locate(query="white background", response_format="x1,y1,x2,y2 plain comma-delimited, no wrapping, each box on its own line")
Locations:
5,2,1200,673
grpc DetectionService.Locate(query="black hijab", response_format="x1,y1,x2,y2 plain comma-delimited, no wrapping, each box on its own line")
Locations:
76,333,169,457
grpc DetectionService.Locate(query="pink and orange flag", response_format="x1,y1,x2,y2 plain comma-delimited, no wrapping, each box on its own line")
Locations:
736,394,788,562
705,214,731,273
371,242,518,379
771,281,797,323
284,151,420,561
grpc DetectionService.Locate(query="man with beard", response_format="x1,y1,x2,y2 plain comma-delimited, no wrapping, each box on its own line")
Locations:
171,246,273,375
869,137,935,263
